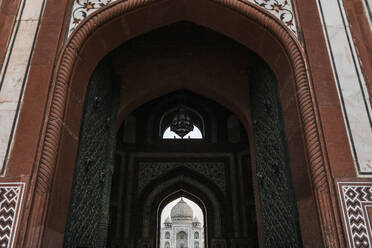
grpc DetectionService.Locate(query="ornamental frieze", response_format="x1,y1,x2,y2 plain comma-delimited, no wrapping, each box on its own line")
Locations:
137,161,226,193
67,0,298,37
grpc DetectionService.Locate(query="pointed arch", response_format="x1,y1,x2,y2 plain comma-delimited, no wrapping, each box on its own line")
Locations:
139,169,225,239
26,0,341,246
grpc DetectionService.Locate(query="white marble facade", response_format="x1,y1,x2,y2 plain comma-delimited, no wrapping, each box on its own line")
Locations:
160,199,204,248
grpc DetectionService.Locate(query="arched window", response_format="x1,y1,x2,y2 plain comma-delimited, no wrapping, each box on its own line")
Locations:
177,231,187,248
160,106,205,139
194,231,199,239
163,125,203,139
165,232,170,239
194,241,199,248
165,241,170,248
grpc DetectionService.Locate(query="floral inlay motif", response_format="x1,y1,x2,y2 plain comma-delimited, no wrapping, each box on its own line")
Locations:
67,0,298,37
246,0,297,34
68,0,112,35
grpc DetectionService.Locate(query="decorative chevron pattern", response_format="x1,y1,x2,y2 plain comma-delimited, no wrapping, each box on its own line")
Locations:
0,183,25,248
338,182,372,248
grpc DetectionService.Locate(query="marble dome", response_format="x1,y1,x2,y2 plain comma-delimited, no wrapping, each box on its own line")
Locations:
170,198,193,222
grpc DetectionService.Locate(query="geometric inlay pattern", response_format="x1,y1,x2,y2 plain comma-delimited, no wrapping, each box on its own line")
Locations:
138,161,226,194
67,0,298,37
250,63,302,246
63,58,119,247
0,183,25,248
338,182,372,248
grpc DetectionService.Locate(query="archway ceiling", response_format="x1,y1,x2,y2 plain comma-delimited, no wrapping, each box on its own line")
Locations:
68,0,298,37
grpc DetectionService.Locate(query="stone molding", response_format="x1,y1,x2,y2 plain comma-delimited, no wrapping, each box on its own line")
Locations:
32,0,340,246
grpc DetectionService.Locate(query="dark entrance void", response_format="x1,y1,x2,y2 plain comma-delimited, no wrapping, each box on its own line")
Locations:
63,22,304,248
109,90,257,247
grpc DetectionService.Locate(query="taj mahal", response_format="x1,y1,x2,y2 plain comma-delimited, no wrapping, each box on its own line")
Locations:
160,199,204,248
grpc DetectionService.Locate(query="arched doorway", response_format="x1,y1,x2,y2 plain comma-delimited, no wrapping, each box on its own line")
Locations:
63,22,304,247
30,0,338,247
106,86,257,247
159,197,205,248
176,231,188,248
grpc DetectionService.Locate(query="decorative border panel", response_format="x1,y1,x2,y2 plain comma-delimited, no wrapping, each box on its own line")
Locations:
338,182,372,248
0,182,25,248
67,0,298,37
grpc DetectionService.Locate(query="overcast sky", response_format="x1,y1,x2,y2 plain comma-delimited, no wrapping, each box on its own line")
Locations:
160,197,204,227
163,125,202,139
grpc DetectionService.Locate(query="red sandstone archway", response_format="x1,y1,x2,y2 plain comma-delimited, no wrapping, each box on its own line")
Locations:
22,0,344,247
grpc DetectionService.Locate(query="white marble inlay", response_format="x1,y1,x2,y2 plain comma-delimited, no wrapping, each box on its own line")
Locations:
68,0,112,36
243,0,297,34
67,0,298,37
18,0,45,21
0,104,17,170
0,0,45,171
317,0,372,174
0,21,38,101
362,0,372,28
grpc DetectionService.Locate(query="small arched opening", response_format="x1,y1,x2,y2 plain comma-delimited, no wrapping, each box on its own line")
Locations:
161,106,204,140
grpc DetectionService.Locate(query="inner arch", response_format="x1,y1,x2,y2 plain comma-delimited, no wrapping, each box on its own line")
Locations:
160,197,205,248
39,0,327,245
